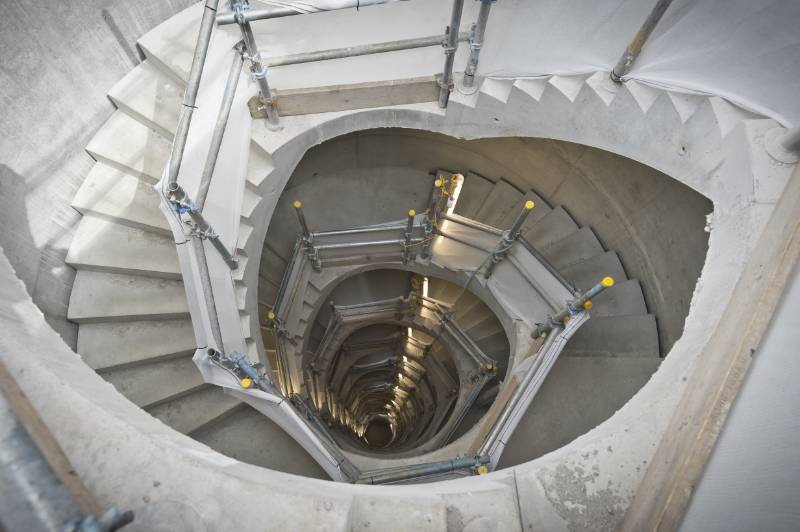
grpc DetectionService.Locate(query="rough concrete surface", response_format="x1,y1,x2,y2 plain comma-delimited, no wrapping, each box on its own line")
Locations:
0,0,195,348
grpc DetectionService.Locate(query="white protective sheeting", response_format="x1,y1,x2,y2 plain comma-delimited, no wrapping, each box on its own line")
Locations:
478,0,800,126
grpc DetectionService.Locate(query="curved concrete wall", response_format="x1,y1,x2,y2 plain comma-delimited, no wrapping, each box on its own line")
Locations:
280,129,712,354
0,0,194,348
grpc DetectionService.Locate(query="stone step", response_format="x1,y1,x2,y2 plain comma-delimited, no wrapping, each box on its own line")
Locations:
147,386,241,434
498,355,661,468
590,279,648,318
560,251,628,291
102,355,205,408
498,190,551,230
453,171,494,219
191,405,329,478
474,179,523,228
540,226,604,270
475,332,509,362
108,59,182,139
78,319,196,371
563,315,659,357
86,111,170,184
523,206,579,249
66,213,180,279
68,270,187,323
72,162,169,235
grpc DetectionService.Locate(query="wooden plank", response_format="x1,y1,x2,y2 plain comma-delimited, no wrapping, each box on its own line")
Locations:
0,361,102,516
248,76,439,118
621,168,800,531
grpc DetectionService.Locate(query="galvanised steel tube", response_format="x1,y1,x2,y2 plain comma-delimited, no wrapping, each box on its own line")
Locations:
356,455,489,484
610,0,674,82
398,209,419,262
438,0,466,107
463,0,494,88
478,328,560,457
233,1,279,125
168,184,238,269
533,276,615,338
484,199,534,278
264,33,468,67
216,0,396,25
167,0,220,190
196,44,244,211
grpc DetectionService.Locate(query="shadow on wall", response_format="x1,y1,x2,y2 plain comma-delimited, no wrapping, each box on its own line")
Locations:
0,164,78,348
0,0,197,349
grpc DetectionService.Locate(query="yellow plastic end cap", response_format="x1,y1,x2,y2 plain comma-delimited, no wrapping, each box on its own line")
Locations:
582,300,593,310
524,200,535,210
408,209,416,217
434,178,443,187
602,276,615,288
267,311,276,320
476,465,489,475
293,200,302,209
485,363,495,372
240,378,253,389
563,316,571,326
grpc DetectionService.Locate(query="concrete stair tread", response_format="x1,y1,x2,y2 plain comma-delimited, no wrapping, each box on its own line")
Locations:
102,355,204,408
191,405,329,478
590,279,648,317
66,213,180,279
559,251,628,291
68,270,187,323
540,226,604,270
474,179,523,228
78,319,196,371
497,355,661,468
453,171,494,219
563,314,659,357
107,59,182,139
523,206,579,249
499,190,550,230
86,111,171,184
72,162,169,234
147,386,241,434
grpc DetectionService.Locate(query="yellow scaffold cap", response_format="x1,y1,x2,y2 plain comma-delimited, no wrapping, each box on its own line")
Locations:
582,300,593,310
476,465,489,475
240,378,253,389
602,276,615,288
293,200,302,209
524,200,535,210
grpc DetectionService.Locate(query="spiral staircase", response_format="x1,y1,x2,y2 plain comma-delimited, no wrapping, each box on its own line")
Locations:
2,0,799,530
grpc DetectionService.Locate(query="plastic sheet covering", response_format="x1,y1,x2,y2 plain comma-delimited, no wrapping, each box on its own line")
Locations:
478,0,800,126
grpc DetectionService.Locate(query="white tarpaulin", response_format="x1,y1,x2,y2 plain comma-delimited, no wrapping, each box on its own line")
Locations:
478,0,800,127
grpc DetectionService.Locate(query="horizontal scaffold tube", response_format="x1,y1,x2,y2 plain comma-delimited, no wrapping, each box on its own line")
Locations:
264,33,468,67
217,0,396,25
356,455,489,484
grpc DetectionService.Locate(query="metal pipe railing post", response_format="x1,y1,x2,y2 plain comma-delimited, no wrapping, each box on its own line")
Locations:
232,1,280,126
166,0,220,191
403,209,416,264
196,43,245,211
293,200,322,271
533,276,615,338
610,0,674,83
484,199,534,278
438,0,466,107
463,0,494,88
